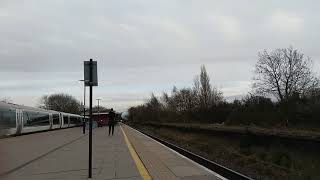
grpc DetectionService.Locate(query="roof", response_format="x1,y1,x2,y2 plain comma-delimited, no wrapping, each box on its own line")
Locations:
81,112,110,116
0,101,55,113
0,102,82,117
92,112,109,115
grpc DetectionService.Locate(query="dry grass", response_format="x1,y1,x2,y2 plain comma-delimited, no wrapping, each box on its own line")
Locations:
150,122,320,141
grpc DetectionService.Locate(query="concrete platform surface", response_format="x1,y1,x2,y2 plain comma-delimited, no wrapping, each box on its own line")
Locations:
0,126,141,180
0,127,85,176
0,124,225,180
121,124,224,180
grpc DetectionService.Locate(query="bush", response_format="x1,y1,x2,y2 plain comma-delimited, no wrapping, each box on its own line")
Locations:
226,111,285,127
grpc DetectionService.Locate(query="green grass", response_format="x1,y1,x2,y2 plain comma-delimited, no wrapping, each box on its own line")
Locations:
133,124,320,180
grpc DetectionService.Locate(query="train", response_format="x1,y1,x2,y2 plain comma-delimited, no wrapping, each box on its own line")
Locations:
0,101,86,137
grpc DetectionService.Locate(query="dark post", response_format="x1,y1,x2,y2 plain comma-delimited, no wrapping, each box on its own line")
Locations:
96,98,101,125
88,59,93,178
83,112,86,134
83,84,86,134
98,101,100,123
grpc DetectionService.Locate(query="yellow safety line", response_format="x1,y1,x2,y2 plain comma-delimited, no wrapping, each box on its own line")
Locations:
120,125,152,180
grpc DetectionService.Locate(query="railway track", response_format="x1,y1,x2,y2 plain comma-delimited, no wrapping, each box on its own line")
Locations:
128,125,254,180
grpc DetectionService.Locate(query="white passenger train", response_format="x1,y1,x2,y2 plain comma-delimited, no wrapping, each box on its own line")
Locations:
0,102,85,137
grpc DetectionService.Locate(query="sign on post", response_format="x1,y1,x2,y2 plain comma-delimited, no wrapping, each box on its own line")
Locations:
84,59,98,178
84,61,98,86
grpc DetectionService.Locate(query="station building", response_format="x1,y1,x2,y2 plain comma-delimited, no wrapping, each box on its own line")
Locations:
82,111,121,127
92,112,109,127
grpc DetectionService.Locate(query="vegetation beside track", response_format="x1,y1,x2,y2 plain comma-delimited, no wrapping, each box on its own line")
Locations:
127,51,320,179
129,122,320,180
136,122,320,142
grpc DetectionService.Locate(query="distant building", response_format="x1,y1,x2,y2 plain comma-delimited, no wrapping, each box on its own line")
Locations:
81,111,121,127
92,112,109,127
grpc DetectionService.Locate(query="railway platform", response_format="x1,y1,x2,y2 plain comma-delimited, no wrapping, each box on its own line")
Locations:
0,124,224,180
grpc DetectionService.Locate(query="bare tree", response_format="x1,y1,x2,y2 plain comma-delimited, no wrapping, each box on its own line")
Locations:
160,92,170,108
39,93,81,114
253,47,319,103
192,75,201,109
168,86,179,111
211,87,223,105
199,65,212,109
172,88,194,112
147,93,161,109
0,97,13,103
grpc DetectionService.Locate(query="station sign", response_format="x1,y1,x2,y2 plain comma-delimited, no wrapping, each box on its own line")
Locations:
84,61,98,86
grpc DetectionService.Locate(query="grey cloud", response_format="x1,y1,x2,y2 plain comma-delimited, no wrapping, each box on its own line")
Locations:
1,0,320,110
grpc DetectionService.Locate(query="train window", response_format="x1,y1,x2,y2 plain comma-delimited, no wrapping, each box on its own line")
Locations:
70,116,78,124
63,116,68,126
52,114,59,125
23,111,49,127
0,108,16,128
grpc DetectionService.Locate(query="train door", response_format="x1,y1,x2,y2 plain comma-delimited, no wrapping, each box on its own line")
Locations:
62,114,69,128
49,113,53,129
59,113,62,128
16,109,22,135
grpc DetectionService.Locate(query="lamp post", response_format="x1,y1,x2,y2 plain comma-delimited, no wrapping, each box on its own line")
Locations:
79,80,88,134
96,98,101,125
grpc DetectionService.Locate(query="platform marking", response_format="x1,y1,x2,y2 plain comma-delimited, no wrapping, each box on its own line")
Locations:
120,125,152,180
124,124,228,180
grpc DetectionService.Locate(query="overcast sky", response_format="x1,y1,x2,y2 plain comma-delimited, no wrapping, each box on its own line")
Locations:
1,1,319,112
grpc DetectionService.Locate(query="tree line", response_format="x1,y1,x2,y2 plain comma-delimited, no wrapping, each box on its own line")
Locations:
39,93,110,114
128,47,320,128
